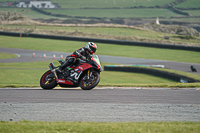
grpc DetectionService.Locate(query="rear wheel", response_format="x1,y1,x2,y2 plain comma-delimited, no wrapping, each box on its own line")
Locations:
79,71,100,90
40,70,57,90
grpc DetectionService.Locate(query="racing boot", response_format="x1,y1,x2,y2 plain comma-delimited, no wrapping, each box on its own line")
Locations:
58,57,76,73
57,60,70,73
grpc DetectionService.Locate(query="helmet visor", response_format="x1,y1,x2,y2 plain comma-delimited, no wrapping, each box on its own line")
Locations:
90,46,96,53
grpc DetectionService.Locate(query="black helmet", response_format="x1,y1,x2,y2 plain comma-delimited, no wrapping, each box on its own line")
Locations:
86,42,97,54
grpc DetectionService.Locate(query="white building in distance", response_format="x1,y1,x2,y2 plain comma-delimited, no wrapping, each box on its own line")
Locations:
16,0,55,8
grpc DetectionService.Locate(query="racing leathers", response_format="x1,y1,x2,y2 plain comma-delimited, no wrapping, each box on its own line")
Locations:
59,47,91,71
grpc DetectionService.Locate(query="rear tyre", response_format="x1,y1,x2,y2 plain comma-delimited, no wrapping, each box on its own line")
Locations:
79,71,100,90
40,70,57,90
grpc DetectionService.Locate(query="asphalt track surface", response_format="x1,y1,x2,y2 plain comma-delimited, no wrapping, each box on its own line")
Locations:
0,87,200,122
0,47,200,74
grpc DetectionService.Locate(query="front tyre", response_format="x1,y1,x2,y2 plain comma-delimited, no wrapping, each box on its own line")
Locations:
40,70,58,90
79,71,100,90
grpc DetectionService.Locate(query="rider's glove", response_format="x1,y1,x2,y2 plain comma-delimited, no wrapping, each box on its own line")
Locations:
86,57,91,61
80,56,87,61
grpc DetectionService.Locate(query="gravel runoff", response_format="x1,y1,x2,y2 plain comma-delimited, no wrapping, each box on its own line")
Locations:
1,102,200,122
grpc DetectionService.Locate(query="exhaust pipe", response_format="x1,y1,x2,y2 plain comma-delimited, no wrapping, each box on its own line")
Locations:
49,63,58,79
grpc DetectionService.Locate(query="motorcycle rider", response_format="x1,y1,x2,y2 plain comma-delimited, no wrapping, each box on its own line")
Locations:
58,42,97,74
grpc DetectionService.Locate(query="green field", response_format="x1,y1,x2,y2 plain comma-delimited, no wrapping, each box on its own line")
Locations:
44,8,185,18
175,0,200,8
0,7,185,19
51,0,176,8
1,121,200,133
187,10,200,16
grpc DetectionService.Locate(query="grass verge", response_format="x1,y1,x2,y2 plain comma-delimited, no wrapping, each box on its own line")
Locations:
0,121,200,133
0,53,18,59
0,67,177,88
0,61,200,88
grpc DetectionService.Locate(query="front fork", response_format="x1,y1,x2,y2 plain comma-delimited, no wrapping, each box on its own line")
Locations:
87,69,92,80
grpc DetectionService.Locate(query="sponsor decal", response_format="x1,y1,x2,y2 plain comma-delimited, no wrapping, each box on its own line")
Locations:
58,80,65,83
70,71,82,80
79,66,83,70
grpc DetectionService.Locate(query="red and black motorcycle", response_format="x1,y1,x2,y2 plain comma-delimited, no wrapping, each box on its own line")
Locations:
40,54,102,90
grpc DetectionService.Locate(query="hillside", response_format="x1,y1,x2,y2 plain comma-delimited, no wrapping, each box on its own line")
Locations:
0,0,199,26
138,23,200,36
0,0,200,46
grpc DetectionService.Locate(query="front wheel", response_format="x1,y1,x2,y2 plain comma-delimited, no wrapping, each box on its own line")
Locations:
40,70,58,90
79,71,100,90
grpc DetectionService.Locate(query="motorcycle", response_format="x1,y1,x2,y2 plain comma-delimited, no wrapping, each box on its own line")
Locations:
40,54,102,90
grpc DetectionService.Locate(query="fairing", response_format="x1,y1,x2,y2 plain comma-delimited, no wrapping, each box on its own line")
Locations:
56,54,101,85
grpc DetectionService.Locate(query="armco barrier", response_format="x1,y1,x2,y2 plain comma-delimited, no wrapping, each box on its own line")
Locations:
0,31,200,52
104,65,200,83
